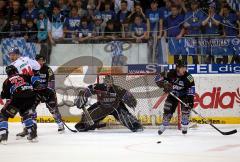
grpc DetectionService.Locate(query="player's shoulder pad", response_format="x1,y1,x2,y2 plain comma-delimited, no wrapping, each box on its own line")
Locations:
167,69,177,78
114,85,126,92
186,72,194,83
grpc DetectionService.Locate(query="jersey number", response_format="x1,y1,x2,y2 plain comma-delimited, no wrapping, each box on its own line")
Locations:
21,66,33,76
10,77,26,87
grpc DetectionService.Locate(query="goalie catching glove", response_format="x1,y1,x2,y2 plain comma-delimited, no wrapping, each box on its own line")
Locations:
75,90,88,109
122,91,137,110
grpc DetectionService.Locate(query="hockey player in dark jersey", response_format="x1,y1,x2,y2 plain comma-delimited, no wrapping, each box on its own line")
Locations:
16,55,64,138
0,65,39,144
33,55,64,132
74,75,143,132
155,60,195,135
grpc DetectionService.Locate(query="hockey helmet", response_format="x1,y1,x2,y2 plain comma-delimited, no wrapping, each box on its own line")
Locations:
5,65,18,76
35,54,46,61
103,75,114,85
8,47,20,55
176,59,187,68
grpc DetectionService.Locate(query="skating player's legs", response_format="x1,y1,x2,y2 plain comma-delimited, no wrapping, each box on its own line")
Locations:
158,95,178,135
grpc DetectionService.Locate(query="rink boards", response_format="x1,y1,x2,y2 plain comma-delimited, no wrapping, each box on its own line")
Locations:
0,73,239,124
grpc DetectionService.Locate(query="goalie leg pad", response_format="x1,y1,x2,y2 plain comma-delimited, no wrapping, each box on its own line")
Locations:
112,106,143,132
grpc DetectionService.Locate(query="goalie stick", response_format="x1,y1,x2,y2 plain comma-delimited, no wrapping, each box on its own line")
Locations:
169,92,237,135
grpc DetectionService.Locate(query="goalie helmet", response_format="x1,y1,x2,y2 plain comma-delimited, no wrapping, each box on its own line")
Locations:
5,65,18,76
103,75,114,85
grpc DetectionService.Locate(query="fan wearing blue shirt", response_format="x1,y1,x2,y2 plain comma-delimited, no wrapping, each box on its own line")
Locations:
202,6,221,35
202,5,222,64
183,1,204,64
131,15,147,43
100,2,116,24
78,18,93,42
64,6,81,39
159,0,172,38
221,6,238,37
146,0,162,37
183,2,205,35
164,5,186,63
21,0,39,25
221,5,239,64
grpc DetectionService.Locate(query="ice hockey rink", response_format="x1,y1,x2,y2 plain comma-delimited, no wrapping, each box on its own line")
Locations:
1,123,240,162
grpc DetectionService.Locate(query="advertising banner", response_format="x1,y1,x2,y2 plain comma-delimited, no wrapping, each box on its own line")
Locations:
168,37,240,55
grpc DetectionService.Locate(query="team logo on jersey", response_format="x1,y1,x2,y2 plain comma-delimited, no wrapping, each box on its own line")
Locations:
187,75,194,82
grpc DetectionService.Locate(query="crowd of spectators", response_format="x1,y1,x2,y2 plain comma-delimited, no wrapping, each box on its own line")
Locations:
0,0,240,63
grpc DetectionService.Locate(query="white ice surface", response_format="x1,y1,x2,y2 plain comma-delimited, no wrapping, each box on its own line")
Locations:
1,123,240,162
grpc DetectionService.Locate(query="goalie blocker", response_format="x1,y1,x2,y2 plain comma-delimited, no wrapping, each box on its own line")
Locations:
75,75,143,132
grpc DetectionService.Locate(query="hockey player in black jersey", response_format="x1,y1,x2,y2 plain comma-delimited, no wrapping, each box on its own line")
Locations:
155,60,195,135
16,55,64,138
0,65,39,144
74,75,143,132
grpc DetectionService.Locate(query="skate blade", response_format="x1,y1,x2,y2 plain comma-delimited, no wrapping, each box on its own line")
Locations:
58,130,65,134
1,140,7,145
28,138,38,143
16,135,26,140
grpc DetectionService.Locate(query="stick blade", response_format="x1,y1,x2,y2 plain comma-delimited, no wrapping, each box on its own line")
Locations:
222,129,237,135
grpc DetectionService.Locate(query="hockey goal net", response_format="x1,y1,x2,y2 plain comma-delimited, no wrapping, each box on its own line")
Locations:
97,73,181,129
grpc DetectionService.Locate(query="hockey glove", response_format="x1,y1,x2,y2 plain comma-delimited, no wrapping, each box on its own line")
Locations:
122,91,137,110
185,96,194,110
163,81,173,93
75,95,88,109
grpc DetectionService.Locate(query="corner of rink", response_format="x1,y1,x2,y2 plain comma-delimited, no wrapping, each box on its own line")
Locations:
1,123,240,162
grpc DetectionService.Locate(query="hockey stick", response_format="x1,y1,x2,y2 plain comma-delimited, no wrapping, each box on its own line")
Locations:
81,106,94,126
62,120,77,133
169,92,237,135
45,103,78,133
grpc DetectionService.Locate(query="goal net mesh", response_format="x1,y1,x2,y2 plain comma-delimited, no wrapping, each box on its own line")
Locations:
97,74,181,129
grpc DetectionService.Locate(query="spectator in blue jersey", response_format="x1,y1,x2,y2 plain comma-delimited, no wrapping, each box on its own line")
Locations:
78,17,93,42
183,1,205,35
202,5,222,64
131,15,147,43
100,2,116,25
48,4,66,45
164,5,185,63
116,0,131,31
183,0,205,64
220,5,238,64
159,0,172,38
127,3,146,23
202,5,221,35
21,0,39,25
221,5,238,37
36,9,49,43
146,0,162,37
116,0,131,24
64,6,81,39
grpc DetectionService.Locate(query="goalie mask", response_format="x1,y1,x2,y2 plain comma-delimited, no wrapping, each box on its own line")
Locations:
103,75,114,86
